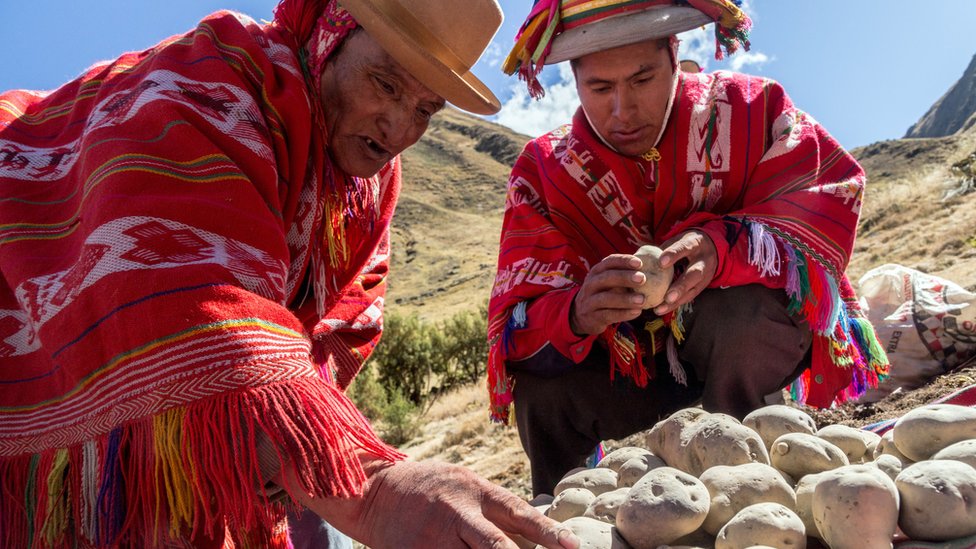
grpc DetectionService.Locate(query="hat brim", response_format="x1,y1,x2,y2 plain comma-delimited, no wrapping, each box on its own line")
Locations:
340,0,501,115
546,5,712,65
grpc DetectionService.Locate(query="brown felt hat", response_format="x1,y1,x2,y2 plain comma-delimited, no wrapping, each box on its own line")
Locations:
340,0,503,115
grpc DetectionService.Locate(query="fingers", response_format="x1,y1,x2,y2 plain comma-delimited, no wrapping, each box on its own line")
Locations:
653,262,708,316
481,496,579,549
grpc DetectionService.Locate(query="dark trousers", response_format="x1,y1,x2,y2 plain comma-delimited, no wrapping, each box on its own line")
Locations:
511,285,813,496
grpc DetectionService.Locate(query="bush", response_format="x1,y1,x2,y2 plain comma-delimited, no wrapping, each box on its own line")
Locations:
349,303,489,444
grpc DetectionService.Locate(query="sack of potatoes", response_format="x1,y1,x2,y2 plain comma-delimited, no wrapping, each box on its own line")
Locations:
530,404,976,549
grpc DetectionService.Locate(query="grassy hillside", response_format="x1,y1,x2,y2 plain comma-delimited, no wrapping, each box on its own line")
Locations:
387,108,528,322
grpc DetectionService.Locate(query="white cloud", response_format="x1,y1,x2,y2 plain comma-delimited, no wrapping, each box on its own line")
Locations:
677,25,714,70
729,50,770,72
481,42,505,69
493,62,579,137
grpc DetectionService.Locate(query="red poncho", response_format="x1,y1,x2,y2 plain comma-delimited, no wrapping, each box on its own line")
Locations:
0,7,400,548
487,71,889,423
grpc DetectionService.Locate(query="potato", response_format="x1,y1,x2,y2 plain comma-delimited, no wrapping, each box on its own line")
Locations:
812,465,899,549
634,244,673,309
866,453,903,482
742,405,817,450
896,460,976,540
558,516,631,549
714,502,806,549
584,487,630,524
699,463,796,536
770,433,849,479
931,438,976,469
554,468,619,497
597,447,655,473
616,453,666,488
860,430,883,462
647,410,769,476
548,488,597,522
793,472,826,541
616,467,709,549
873,430,911,464
816,424,870,462
892,404,976,462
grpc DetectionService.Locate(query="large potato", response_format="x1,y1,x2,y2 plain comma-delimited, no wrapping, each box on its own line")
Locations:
597,447,655,473
648,410,768,476
812,465,899,549
548,488,597,522
743,405,817,450
892,404,976,462
816,424,870,462
793,472,826,541
584,487,630,524
770,433,849,479
896,460,976,540
554,468,619,497
699,463,796,536
714,502,806,549
616,467,709,549
558,516,630,549
616,453,666,488
931,438,976,469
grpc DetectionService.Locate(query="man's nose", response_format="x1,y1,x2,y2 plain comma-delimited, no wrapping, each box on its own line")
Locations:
611,89,636,120
377,104,416,150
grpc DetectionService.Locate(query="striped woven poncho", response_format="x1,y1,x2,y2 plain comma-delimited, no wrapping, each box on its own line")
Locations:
0,5,402,548
487,70,890,423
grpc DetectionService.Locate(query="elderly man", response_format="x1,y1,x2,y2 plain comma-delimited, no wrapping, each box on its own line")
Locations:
487,0,890,496
0,1,579,548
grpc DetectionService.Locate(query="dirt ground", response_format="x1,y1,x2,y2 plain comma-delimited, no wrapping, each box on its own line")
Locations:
806,358,976,428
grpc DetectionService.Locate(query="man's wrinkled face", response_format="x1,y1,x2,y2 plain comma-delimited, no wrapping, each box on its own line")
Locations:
318,30,445,177
573,38,674,157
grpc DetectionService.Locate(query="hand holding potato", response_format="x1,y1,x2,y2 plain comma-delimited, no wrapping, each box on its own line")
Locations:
570,254,648,336
653,230,718,316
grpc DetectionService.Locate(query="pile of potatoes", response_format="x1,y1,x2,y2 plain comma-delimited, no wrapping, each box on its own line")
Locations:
532,403,976,549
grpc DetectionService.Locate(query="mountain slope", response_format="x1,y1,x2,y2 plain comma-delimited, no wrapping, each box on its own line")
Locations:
905,53,976,138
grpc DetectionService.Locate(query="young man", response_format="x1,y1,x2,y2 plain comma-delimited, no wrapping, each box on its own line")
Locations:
0,1,579,547
488,0,889,496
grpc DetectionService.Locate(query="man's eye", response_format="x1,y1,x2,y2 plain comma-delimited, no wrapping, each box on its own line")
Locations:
592,87,611,94
374,76,395,95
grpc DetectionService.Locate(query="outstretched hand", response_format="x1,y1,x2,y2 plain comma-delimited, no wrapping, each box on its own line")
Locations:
652,230,718,316
289,457,580,549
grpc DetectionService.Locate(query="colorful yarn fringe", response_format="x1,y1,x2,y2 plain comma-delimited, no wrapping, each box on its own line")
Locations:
740,220,890,407
0,379,403,548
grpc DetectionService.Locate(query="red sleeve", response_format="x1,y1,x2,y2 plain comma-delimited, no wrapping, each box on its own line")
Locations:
505,286,599,363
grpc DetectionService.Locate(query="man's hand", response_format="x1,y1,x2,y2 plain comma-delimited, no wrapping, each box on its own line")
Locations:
288,458,579,549
653,230,718,316
570,254,647,336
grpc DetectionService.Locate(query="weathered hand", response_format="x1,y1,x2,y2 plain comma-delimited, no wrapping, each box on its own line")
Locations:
290,458,579,549
570,254,647,336
652,230,718,316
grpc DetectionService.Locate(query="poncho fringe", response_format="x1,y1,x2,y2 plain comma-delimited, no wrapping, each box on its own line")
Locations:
0,377,402,548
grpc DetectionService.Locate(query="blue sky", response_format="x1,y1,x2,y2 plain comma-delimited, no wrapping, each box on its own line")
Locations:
1,1,974,149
